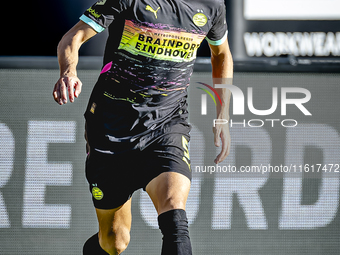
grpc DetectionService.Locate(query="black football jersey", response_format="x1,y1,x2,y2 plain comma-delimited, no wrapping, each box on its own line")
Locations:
81,0,228,150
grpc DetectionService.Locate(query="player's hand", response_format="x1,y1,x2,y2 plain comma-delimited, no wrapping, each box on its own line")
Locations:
53,75,82,105
213,123,231,164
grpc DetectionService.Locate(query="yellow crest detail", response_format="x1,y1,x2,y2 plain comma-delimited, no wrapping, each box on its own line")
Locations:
193,13,208,27
92,187,104,200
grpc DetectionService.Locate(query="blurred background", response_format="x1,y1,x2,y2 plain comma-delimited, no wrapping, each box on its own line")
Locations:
2,0,340,71
0,0,339,254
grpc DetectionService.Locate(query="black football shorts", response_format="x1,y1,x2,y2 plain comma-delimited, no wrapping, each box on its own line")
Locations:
85,127,192,209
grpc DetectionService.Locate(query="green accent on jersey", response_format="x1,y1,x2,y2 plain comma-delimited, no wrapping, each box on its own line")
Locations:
87,7,101,18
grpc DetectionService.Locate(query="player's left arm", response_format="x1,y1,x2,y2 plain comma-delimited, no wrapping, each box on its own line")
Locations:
209,38,233,164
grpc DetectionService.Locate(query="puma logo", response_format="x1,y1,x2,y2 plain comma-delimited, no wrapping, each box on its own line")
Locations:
146,5,160,19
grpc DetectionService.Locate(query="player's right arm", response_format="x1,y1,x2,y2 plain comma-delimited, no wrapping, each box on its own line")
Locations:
53,21,97,105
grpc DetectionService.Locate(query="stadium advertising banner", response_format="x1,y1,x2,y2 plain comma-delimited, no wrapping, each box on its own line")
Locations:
0,68,339,254
229,0,340,63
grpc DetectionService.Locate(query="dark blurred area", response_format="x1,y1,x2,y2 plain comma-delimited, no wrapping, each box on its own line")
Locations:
2,0,107,56
1,0,213,57
2,0,340,72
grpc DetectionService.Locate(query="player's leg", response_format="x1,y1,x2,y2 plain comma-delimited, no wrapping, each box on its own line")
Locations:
97,198,132,255
146,171,192,255
83,198,132,255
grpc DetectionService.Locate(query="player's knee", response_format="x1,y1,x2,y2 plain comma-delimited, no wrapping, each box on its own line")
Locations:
99,227,130,255
159,197,186,214
114,227,130,254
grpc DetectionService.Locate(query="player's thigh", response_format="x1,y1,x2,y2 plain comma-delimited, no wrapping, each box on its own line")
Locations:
146,172,191,215
96,198,132,236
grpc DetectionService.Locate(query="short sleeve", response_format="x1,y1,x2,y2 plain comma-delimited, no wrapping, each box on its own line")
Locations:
80,0,130,33
206,2,228,46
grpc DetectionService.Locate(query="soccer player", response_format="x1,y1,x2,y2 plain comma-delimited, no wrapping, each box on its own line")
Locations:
53,0,233,254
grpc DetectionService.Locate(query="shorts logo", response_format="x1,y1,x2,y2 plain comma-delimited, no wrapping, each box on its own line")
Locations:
92,187,104,200
193,13,208,27
90,102,97,114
